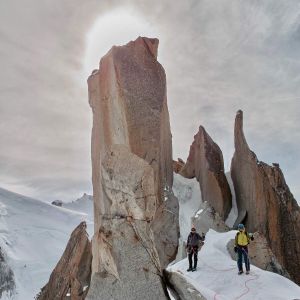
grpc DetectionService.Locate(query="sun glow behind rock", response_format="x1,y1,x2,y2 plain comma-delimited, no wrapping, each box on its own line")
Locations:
83,8,160,79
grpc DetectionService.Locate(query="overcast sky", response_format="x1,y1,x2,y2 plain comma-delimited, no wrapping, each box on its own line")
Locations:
0,0,299,203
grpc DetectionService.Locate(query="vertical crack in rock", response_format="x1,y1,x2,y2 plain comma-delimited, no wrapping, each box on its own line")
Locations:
88,36,179,294
86,145,170,299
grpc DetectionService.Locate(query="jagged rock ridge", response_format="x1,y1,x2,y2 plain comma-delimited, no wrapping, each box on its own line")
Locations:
231,110,300,285
37,222,92,300
176,126,232,220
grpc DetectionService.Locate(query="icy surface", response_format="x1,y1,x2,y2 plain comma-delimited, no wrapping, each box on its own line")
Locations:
168,230,300,300
173,173,202,241
225,172,238,228
0,187,93,299
195,209,204,218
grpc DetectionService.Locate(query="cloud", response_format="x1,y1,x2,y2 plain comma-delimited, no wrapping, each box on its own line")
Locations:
0,0,299,203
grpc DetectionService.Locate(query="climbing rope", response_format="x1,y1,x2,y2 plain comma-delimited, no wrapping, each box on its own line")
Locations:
234,273,259,300
209,248,260,300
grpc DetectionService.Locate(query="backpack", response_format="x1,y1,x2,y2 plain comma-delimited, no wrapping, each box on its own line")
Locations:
235,231,250,246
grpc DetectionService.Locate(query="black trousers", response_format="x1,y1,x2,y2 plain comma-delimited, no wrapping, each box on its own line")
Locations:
237,246,250,271
188,247,198,268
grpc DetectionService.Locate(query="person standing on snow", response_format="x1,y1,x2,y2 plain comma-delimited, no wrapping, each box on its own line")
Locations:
186,226,202,272
234,223,254,275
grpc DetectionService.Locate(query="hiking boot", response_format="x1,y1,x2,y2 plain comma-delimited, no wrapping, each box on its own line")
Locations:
187,267,193,272
246,270,250,275
192,267,197,272
238,270,243,275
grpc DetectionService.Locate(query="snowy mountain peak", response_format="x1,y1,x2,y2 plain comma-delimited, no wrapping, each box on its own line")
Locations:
0,187,93,299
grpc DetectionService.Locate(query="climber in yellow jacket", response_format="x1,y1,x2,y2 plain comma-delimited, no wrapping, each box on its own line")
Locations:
234,223,254,275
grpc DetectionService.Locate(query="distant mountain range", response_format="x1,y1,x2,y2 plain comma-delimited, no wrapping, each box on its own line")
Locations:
0,187,93,299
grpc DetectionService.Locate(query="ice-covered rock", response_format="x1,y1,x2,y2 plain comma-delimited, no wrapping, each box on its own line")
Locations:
192,201,229,235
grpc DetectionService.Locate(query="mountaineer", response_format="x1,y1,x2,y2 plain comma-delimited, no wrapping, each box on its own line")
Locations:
234,223,254,275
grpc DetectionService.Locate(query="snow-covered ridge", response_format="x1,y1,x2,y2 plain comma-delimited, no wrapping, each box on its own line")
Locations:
0,187,93,300
168,230,300,300
1,179,299,300
56,193,93,215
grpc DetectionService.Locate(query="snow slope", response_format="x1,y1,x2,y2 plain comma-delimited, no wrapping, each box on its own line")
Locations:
1,180,299,300
0,187,93,300
62,193,93,215
168,230,300,300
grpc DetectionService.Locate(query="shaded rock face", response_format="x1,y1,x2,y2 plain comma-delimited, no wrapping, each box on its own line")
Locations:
230,110,264,231
88,36,179,271
164,270,206,300
173,158,185,173
231,110,300,285
0,247,15,298
37,222,92,300
86,145,168,300
179,126,232,220
227,233,290,278
192,202,229,235
152,192,179,266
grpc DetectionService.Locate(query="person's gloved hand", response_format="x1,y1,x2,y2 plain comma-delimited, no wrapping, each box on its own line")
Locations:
234,246,238,253
249,233,254,241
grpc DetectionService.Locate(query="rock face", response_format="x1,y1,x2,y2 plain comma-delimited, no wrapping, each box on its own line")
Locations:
86,145,168,300
164,270,206,300
0,247,15,298
227,233,290,278
88,36,173,204
88,37,179,271
173,158,185,173
87,37,179,298
37,222,92,300
179,126,232,220
231,110,300,285
192,201,229,235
